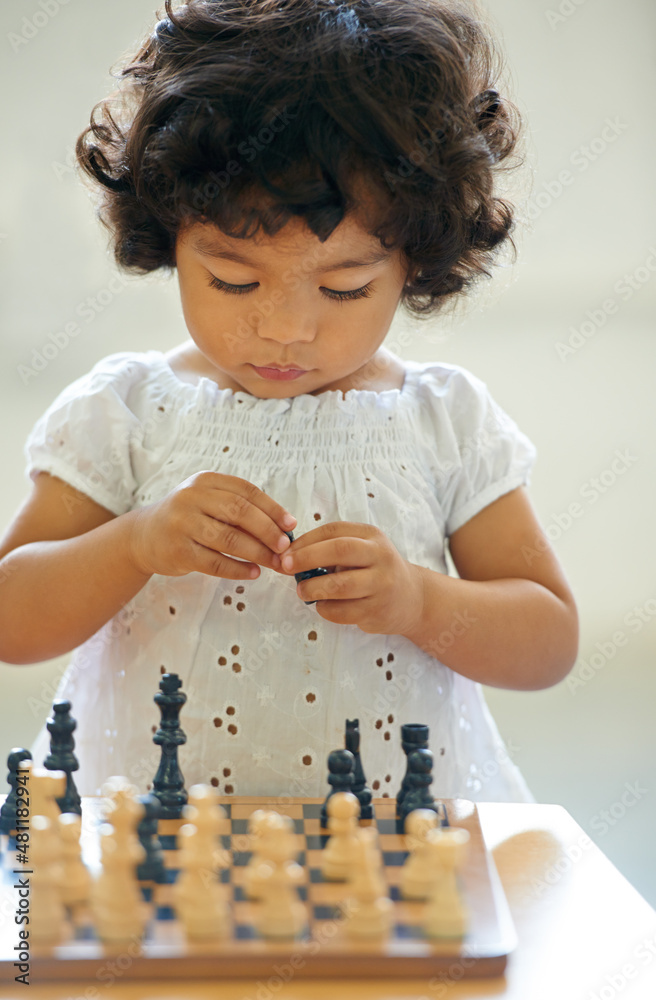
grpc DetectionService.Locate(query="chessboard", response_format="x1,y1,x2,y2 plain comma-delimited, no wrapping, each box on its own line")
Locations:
0,794,516,982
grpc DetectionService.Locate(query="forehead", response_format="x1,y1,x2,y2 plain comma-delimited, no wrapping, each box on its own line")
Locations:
178,170,398,265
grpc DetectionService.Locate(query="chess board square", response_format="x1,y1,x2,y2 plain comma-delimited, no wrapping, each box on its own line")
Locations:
389,886,402,902
304,834,326,850
155,905,176,921
394,923,425,939
141,886,153,902
302,803,323,819
378,833,407,852
376,819,398,834
159,834,177,850
233,886,248,902
309,868,324,883
72,925,96,941
382,851,408,867
159,818,185,836
219,868,231,884
313,904,340,920
235,923,257,940
231,819,248,835
232,850,251,866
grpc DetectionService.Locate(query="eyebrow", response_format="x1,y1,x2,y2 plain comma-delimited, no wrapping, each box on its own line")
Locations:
191,236,392,272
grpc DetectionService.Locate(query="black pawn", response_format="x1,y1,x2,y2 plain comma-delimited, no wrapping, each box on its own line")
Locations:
136,792,166,883
398,748,438,831
345,718,374,820
0,749,32,835
151,673,188,820
285,530,329,605
43,700,82,815
395,723,430,819
320,748,356,828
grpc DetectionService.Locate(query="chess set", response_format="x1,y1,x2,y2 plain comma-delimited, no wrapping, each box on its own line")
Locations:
0,674,516,982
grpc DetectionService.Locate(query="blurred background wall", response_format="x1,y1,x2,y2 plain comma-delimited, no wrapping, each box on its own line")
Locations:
1,0,654,905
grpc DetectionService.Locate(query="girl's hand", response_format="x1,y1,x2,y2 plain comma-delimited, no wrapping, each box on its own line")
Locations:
278,522,425,636
127,472,296,579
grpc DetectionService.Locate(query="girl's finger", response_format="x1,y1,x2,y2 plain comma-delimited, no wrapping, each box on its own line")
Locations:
282,537,373,575
299,567,372,603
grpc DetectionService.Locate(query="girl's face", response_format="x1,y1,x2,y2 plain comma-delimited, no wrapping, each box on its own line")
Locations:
174,207,411,397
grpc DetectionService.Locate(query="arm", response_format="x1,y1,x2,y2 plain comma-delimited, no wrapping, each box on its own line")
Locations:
400,486,579,690
0,472,152,664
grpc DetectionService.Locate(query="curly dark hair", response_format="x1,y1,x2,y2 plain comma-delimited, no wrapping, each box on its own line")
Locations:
75,0,522,317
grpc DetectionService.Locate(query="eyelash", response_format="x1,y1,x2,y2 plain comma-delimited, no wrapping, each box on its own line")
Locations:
207,275,374,301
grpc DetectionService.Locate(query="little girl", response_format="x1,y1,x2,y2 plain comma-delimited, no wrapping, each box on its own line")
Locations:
0,0,578,801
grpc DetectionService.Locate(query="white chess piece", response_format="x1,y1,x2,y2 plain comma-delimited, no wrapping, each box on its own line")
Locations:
28,766,66,826
321,791,361,881
423,828,470,938
401,808,441,900
254,817,307,939
244,809,282,899
342,826,393,938
58,812,92,907
29,815,68,948
91,781,148,943
173,784,230,939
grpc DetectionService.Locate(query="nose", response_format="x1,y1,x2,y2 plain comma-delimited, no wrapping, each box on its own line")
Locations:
255,299,317,345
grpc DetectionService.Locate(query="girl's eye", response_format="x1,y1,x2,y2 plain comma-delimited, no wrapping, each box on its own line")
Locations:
207,275,374,301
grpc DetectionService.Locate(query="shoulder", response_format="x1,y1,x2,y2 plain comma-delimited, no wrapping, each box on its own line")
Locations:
410,360,488,399
408,360,534,456
39,351,173,420
72,350,166,395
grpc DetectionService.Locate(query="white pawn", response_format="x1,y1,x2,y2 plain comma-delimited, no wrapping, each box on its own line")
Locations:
401,808,441,900
173,785,230,939
423,828,470,938
91,822,149,943
29,815,68,948
29,766,66,827
321,791,361,881
58,813,92,908
343,827,393,938
244,809,280,899
254,818,307,939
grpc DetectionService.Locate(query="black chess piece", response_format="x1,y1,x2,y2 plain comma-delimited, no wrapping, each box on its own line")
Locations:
398,748,438,831
0,748,32,835
285,530,329,605
43,700,82,815
320,748,356,828
151,673,189,820
395,723,430,820
345,718,374,820
136,792,166,882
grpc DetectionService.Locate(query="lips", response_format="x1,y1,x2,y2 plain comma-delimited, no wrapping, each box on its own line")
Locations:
261,365,305,371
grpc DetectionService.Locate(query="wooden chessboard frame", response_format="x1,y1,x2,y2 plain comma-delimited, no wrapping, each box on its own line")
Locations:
0,795,516,981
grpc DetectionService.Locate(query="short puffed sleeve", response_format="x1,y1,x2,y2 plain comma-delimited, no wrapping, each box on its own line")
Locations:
419,364,537,537
23,352,147,516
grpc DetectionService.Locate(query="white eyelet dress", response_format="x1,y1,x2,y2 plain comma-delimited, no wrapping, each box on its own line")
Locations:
25,350,537,802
